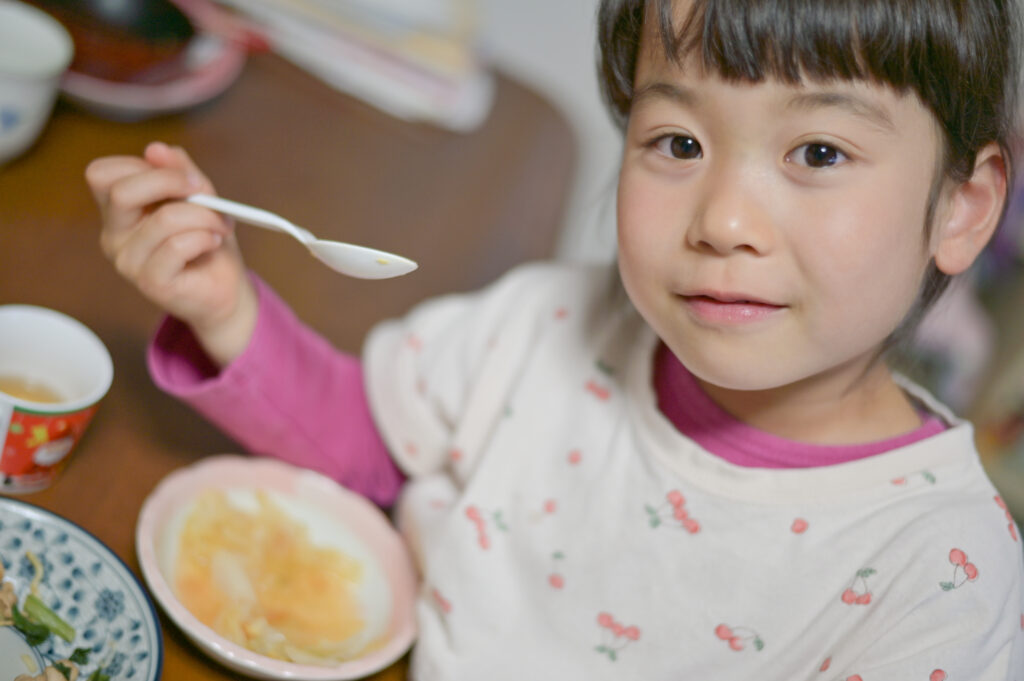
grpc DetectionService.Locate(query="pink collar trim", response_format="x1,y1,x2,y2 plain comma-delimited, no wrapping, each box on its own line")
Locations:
653,343,947,469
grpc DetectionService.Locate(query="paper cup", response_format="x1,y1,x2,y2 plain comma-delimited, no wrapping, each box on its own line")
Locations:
0,305,113,493
0,1,75,164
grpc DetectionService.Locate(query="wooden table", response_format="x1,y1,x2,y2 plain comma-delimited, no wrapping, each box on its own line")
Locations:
0,52,574,679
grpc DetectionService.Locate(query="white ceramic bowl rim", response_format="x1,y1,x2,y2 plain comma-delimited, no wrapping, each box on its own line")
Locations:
0,304,113,412
0,1,74,78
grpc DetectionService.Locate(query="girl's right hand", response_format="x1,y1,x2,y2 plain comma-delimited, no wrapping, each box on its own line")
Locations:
85,141,258,366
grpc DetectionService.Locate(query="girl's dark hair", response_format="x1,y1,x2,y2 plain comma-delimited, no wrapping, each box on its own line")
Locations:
597,0,1020,347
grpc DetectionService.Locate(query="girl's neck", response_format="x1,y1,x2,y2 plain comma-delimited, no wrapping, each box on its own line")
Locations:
690,350,923,446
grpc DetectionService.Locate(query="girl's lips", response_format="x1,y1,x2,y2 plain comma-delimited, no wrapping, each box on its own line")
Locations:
680,294,785,324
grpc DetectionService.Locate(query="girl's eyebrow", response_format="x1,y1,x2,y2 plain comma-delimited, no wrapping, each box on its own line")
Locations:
632,81,898,135
632,81,698,108
786,91,896,133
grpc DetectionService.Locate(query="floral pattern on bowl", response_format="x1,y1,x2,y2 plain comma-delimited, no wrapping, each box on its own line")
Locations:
0,497,162,681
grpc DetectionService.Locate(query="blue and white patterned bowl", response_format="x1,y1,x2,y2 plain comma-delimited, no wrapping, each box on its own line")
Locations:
0,497,162,681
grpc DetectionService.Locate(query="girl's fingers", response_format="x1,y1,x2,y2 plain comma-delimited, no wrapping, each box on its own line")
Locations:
135,228,225,301
84,155,153,205
99,167,210,256
143,142,216,195
111,201,229,282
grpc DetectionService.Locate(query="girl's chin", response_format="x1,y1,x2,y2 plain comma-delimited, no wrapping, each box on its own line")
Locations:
671,350,818,394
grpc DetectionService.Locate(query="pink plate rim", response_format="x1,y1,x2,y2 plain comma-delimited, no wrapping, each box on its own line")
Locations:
60,33,246,116
135,454,418,680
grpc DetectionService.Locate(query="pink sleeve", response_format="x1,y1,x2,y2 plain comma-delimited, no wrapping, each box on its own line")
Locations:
146,275,405,506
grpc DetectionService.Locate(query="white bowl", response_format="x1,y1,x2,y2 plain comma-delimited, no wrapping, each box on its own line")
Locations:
0,0,74,164
136,455,418,680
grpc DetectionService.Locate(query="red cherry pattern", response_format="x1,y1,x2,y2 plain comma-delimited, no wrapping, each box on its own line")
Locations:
890,470,936,487
432,587,452,614
840,568,876,606
548,551,566,589
585,379,611,401
714,623,764,652
595,612,641,661
940,547,979,591
846,673,945,681
465,504,509,550
995,495,1019,541
645,489,701,533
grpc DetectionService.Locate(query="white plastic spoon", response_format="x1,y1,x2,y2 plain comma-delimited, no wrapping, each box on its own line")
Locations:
186,194,418,279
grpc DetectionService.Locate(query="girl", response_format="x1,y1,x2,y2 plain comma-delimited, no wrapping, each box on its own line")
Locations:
87,0,1024,677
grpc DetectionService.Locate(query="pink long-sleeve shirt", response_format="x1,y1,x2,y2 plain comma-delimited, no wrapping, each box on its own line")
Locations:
147,274,944,506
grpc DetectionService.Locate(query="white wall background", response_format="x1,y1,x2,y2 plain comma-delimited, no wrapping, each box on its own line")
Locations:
478,0,622,262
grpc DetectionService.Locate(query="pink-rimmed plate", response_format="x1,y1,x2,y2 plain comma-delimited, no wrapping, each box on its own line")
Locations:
135,454,418,680
59,29,247,121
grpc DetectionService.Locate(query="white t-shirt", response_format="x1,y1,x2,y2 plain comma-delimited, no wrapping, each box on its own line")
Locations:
365,261,1024,680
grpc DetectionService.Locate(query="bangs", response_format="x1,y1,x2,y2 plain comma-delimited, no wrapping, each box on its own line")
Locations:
658,0,959,90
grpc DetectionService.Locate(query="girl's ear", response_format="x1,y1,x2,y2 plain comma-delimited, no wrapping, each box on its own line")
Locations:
933,142,1008,275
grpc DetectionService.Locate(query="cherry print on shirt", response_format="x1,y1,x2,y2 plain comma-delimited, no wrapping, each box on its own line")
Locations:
465,504,509,550
595,612,641,661
548,551,566,589
714,623,764,652
840,568,876,605
930,670,947,681
891,470,937,487
819,656,831,672
431,587,452,614
994,495,1019,541
584,357,616,400
585,379,611,401
449,447,463,463
940,548,979,590
645,489,701,534
845,676,863,681
791,518,809,534
568,449,583,465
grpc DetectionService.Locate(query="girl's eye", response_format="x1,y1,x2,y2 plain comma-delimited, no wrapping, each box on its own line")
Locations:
653,134,703,160
792,143,848,169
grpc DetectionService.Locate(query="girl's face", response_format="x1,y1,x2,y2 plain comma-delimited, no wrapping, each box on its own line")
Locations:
617,30,945,399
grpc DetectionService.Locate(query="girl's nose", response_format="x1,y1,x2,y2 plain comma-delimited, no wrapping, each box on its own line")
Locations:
686,168,774,256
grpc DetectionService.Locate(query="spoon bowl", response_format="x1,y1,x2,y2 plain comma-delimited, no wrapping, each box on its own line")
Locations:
187,194,417,279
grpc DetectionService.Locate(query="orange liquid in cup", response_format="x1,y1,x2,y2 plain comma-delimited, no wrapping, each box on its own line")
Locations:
0,374,64,404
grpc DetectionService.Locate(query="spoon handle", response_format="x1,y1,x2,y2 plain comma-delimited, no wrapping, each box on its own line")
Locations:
186,194,315,244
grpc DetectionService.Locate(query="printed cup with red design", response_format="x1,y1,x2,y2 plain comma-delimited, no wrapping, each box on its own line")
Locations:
0,305,112,493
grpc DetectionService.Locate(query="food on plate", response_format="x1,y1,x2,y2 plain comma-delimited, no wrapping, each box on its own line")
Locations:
169,489,386,665
1,552,107,681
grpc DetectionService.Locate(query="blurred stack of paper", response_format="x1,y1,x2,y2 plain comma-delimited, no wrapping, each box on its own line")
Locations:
213,0,493,131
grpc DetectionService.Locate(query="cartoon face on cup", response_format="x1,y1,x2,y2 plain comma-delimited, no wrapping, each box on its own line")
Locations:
0,305,112,493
